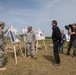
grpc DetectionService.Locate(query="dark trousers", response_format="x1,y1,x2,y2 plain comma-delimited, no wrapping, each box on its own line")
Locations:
53,42,60,64
72,40,76,56
67,40,72,54
67,39,76,56
59,42,64,52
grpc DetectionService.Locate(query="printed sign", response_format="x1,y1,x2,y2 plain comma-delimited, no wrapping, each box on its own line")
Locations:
8,26,20,43
66,34,70,41
35,29,45,40
23,28,28,33
22,28,28,41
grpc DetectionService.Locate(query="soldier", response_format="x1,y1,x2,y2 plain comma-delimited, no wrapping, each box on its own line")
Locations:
0,22,10,71
21,26,37,59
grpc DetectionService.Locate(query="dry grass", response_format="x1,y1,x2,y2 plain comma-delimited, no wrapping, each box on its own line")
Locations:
0,39,76,75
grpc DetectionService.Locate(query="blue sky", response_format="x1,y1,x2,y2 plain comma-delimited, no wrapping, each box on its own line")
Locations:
0,0,76,36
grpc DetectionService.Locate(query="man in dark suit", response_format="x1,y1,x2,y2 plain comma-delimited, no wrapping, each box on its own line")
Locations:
52,20,62,66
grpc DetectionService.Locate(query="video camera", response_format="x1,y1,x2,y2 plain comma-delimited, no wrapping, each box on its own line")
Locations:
65,24,72,30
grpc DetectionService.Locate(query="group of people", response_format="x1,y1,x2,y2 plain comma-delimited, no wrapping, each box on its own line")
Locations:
0,22,37,71
0,23,37,71
0,20,76,71
52,20,76,66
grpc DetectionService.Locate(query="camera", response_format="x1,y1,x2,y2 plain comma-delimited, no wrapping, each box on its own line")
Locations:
65,24,72,30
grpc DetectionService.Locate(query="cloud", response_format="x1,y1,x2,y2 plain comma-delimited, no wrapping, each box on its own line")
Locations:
0,0,76,36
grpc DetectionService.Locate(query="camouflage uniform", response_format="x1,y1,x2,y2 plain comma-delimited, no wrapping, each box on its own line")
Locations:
0,22,7,67
25,31,36,56
22,26,36,57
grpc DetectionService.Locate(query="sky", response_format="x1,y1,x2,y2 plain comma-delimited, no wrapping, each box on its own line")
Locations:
0,0,76,36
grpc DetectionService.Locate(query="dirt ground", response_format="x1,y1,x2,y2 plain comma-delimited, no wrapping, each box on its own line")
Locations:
0,39,76,75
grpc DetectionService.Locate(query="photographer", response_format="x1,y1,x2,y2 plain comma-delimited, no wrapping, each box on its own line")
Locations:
67,23,76,56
